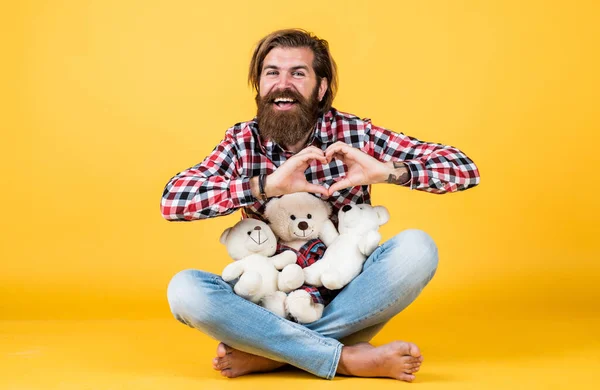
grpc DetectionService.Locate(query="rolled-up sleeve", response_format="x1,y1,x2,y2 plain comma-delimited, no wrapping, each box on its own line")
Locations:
160,130,256,221
364,121,480,194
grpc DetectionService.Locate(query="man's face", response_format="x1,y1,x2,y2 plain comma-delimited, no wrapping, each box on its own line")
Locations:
256,47,328,148
259,47,326,108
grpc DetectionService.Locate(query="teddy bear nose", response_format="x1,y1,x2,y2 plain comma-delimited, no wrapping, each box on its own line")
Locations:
342,205,352,212
254,226,262,231
298,221,309,230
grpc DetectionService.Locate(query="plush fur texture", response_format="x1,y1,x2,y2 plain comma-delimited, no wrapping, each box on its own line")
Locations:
220,218,304,318
263,192,334,250
264,193,339,323
303,203,390,290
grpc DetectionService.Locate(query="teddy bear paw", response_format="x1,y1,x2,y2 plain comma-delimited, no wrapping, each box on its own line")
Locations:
303,267,323,287
285,290,324,324
321,272,346,290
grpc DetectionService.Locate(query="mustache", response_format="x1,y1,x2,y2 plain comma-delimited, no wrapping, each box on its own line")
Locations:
262,88,306,104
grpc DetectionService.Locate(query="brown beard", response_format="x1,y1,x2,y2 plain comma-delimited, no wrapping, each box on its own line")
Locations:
256,85,320,148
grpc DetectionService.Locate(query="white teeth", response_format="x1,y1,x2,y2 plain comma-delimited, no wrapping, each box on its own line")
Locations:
274,98,295,103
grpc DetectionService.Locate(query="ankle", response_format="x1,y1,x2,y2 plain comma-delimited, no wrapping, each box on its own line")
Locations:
337,346,359,375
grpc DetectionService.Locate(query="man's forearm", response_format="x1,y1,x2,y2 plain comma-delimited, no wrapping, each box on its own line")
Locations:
373,161,411,186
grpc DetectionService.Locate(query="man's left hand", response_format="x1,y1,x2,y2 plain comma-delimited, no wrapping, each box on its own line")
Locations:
325,142,390,196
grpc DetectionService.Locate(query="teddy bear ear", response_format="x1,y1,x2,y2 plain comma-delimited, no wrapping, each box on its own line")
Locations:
374,206,391,225
264,198,280,220
219,227,232,245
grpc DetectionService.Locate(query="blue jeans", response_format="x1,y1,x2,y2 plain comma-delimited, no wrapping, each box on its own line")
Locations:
167,229,438,379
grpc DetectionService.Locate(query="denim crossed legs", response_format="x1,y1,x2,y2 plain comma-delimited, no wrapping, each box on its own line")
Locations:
167,229,439,379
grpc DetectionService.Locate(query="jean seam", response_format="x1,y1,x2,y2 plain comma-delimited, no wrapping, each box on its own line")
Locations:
327,342,342,379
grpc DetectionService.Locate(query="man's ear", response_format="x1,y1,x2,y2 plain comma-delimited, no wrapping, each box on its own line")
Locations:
374,206,390,226
318,77,328,102
219,227,232,245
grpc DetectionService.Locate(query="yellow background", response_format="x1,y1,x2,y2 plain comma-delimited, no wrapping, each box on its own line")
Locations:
2,0,599,389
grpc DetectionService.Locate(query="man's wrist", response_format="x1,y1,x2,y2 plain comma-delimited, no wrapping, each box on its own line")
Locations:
251,174,281,200
381,161,411,185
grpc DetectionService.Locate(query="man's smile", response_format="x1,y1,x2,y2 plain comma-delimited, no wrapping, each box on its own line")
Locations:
272,97,297,111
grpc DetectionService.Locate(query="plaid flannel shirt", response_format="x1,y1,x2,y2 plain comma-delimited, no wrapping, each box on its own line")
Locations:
276,239,340,307
161,107,480,221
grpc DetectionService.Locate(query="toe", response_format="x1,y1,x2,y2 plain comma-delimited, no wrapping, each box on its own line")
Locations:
217,343,229,358
212,358,219,370
398,372,416,382
220,369,233,378
215,356,230,371
407,342,422,358
400,355,419,365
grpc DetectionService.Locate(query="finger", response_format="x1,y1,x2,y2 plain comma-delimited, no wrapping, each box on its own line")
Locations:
328,178,353,195
303,183,329,197
297,146,325,156
331,152,348,163
295,150,328,165
325,143,350,161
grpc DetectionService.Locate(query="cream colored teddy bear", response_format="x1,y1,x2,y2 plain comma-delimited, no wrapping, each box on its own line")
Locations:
303,203,390,290
220,218,304,318
264,193,339,324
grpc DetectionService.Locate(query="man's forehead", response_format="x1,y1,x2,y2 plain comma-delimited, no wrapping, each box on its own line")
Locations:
262,47,315,70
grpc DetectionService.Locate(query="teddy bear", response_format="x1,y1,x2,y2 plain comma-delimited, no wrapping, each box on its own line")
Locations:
264,192,340,324
219,218,304,318
303,203,390,291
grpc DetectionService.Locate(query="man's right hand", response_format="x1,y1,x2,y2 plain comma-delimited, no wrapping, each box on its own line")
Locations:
252,146,329,199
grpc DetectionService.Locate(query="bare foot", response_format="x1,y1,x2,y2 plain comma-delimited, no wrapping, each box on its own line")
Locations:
337,341,424,382
212,343,285,378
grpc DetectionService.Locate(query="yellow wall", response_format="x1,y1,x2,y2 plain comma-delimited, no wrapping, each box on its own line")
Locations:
3,0,599,320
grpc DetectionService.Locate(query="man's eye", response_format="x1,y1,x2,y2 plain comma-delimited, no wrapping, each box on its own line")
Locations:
266,70,278,76
292,71,305,77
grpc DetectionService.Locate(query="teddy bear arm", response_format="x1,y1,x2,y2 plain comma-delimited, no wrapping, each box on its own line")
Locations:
303,261,326,287
270,250,297,270
318,219,339,247
222,261,246,282
278,264,304,293
359,231,382,256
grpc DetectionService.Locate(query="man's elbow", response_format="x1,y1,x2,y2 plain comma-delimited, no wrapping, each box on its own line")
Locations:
160,200,189,222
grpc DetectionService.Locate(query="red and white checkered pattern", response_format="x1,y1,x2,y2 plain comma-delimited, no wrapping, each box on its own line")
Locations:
161,108,480,221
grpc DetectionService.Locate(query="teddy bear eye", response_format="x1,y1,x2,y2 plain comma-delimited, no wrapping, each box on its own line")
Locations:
307,214,312,219
290,215,296,220
247,231,252,235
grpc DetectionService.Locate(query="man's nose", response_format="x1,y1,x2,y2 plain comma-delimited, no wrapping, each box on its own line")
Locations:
276,73,292,89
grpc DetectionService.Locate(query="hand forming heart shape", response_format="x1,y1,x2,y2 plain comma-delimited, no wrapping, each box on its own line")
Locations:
265,142,390,198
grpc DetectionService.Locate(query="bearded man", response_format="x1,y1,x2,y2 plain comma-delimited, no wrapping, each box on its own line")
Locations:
162,28,480,381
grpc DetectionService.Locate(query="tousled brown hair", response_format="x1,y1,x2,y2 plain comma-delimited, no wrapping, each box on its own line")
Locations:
248,28,338,115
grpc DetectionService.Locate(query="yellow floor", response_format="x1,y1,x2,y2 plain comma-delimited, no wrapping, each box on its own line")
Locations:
2,311,599,390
